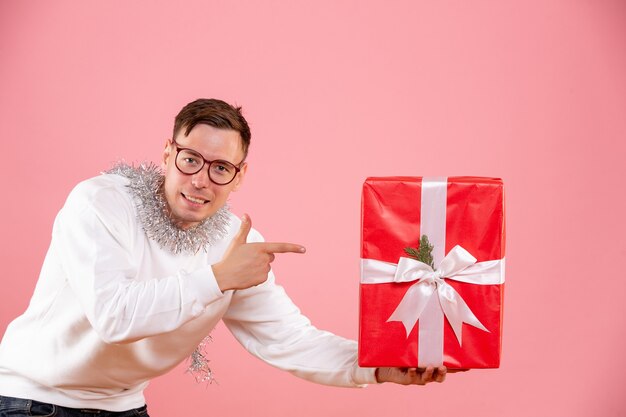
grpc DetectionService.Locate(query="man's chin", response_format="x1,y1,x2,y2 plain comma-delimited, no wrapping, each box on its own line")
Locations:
171,211,215,230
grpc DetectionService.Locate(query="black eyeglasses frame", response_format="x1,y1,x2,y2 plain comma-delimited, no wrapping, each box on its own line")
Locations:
171,140,243,186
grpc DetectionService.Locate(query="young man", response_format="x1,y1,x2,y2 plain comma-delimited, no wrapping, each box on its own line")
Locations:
0,99,449,416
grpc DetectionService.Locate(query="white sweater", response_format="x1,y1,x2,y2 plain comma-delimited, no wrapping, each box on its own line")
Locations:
0,173,375,411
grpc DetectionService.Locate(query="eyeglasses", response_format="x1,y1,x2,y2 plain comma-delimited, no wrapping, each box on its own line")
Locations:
172,140,243,185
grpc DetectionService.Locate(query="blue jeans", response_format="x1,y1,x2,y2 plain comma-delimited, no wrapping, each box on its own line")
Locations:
0,396,149,417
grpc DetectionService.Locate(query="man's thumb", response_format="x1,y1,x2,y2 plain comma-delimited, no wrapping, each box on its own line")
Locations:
233,213,251,245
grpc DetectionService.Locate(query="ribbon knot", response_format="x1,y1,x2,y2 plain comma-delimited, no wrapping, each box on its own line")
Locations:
415,270,444,286
360,245,505,347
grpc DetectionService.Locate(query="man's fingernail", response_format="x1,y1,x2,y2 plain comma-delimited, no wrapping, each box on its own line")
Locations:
299,247,306,253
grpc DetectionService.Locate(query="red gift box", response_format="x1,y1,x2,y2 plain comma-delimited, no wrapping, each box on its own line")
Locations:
358,177,505,369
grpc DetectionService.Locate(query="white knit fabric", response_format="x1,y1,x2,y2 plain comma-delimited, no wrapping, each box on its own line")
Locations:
0,173,375,411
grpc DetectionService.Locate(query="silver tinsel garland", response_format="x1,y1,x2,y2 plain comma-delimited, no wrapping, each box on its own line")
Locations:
106,162,231,254
187,335,217,384
106,162,228,383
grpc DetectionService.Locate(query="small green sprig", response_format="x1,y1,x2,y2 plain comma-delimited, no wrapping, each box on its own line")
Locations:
404,235,434,268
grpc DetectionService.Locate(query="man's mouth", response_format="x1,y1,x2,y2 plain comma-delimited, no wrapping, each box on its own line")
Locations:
182,193,209,204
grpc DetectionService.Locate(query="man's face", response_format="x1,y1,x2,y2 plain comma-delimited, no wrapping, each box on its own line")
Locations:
162,123,247,229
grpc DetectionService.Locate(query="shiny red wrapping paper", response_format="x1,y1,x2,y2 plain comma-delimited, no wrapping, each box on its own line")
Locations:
358,177,505,368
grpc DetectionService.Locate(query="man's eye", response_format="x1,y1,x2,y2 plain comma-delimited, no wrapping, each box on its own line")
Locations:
213,163,232,174
183,157,201,165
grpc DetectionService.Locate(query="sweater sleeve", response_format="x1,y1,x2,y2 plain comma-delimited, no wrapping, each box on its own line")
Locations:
221,229,377,387
54,179,225,344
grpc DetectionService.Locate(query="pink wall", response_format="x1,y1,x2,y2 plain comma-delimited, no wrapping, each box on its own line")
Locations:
1,1,625,416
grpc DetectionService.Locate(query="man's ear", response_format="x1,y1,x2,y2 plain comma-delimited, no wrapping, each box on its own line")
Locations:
232,162,248,191
162,139,173,170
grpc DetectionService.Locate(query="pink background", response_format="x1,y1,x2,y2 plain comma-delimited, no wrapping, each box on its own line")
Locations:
1,1,625,416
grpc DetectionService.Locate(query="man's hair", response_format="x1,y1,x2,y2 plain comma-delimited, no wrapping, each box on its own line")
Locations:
173,98,252,160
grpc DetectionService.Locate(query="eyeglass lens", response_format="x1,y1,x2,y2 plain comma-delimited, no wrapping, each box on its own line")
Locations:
175,149,238,185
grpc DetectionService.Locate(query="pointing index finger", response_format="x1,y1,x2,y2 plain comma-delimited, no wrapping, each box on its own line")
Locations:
261,242,306,254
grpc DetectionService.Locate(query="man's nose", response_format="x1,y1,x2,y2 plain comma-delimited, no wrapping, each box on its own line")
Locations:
191,167,211,188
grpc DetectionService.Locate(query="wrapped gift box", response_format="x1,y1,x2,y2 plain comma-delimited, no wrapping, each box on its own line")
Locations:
358,177,505,369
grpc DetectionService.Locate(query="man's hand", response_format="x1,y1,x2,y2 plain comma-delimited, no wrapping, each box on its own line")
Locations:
375,366,466,385
212,214,305,291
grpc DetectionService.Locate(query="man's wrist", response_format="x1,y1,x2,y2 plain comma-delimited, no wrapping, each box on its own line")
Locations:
212,263,230,292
